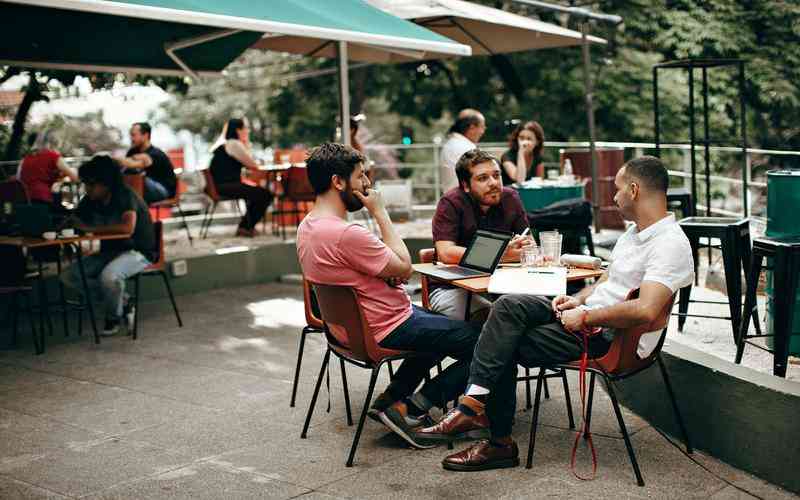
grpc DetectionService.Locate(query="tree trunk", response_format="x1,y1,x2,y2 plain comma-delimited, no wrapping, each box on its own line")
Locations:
3,74,43,162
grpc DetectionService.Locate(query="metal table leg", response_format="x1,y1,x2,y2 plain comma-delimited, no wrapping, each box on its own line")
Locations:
73,243,100,344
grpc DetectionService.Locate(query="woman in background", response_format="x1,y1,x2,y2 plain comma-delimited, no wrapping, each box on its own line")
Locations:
208,118,272,237
18,129,78,210
500,121,545,185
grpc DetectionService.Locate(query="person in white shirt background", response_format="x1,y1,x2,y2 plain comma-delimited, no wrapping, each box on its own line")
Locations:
415,155,694,473
440,108,486,191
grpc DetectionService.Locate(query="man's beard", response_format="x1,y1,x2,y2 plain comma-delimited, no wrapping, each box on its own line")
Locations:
471,188,501,206
340,185,364,212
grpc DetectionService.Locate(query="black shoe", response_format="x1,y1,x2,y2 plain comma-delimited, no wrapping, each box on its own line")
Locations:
102,318,120,336
367,391,395,423
379,402,438,450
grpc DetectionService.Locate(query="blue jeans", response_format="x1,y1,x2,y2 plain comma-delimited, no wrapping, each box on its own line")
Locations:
143,177,169,203
378,305,481,409
61,250,150,320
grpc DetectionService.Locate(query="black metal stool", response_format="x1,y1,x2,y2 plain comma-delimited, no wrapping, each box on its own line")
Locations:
676,217,754,342
737,237,800,377
667,188,694,218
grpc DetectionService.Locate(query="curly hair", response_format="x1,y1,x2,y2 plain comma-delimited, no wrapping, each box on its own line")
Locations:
507,121,544,159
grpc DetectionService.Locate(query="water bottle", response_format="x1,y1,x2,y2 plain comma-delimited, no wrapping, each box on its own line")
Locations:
563,159,573,176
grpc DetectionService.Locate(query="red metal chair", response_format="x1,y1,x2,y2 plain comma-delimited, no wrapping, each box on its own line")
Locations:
273,166,315,240
526,289,691,486
149,173,193,245
300,282,429,467
199,168,241,239
289,278,353,428
129,221,182,339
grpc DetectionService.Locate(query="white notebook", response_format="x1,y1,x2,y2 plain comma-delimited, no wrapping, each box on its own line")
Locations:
487,267,567,296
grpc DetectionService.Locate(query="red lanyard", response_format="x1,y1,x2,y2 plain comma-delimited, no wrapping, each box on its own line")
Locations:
570,323,603,481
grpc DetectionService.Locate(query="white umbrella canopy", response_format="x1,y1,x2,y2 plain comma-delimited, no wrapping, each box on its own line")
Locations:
253,0,605,62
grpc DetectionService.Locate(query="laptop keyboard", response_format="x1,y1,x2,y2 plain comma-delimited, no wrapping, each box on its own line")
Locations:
434,267,486,278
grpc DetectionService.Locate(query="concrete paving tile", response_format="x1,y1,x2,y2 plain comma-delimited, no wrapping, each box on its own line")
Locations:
217,420,415,489
709,485,760,500
42,391,213,437
83,460,310,500
1,437,193,498
0,379,135,416
687,450,799,500
0,476,70,499
122,408,298,460
0,363,68,392
0,408,103,458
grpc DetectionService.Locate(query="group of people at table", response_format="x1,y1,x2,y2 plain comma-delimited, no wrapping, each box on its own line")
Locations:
297,137,694,472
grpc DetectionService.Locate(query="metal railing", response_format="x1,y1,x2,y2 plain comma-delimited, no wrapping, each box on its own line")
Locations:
364,140,800,221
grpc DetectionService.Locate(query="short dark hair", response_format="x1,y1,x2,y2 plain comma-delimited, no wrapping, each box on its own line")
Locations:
623,156,669,193
225,118,245,140
306,143,366,195
448,110,483,135
133,122,151,137
79,155,123,192
455,148,499,187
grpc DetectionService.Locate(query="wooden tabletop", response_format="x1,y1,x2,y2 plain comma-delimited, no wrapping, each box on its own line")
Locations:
413,262,604,294
0,233,130,248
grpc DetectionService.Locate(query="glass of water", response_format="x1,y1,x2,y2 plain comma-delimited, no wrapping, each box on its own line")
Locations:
521,245,542,268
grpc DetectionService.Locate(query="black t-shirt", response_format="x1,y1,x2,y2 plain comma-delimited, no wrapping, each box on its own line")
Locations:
209,144,244,185
500,148,542,186
77,185,156,262
126,145,177,196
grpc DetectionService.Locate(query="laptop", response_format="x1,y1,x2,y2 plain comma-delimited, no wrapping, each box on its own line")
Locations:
424,229,513,281
15,204,53,237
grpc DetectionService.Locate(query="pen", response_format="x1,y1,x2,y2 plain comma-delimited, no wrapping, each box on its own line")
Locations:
520,227,530,237
527,270,555,274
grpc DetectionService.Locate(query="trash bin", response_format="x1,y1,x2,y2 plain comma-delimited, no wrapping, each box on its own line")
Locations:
765,169,800,355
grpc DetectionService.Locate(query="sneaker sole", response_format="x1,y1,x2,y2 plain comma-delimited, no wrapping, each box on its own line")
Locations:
378,412,437,450
442,456,520,472
367,408,382,423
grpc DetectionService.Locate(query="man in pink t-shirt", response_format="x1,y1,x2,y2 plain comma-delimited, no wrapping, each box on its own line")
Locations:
297,143,482,450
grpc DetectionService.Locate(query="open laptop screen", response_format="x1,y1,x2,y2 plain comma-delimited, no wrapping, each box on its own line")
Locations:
460,230,511,273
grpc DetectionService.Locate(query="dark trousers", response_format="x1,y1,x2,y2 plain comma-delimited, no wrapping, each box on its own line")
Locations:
216,182,272,230
379,305,481,409
469,295,611,437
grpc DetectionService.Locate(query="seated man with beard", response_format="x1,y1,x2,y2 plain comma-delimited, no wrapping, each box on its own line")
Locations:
430,149,532,321
297,143,482,449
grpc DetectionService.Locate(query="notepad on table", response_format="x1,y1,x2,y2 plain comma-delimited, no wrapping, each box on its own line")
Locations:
487,267,567,296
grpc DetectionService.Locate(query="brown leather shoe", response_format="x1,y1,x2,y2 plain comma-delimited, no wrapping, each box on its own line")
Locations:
413,396,490,442
442,439,520,472
236,227,256,238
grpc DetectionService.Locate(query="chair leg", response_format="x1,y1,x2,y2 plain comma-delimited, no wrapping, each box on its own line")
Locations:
543,374,550,400
561,369,575,430
525,368,546,468
524,367,532,410
736,254,762,364
387,360,394,380
346,363,382,467
21,292,42,355
678,285,691,332
583,372,596,439
56,258,69,337
340,358,353,426
605,377,645,486
132,275,141,340
160,271,182,327
290,327,310,408
176,202,193,245
584,227,596,257
657,356,693,454
301,348,331,439
10,291,19,347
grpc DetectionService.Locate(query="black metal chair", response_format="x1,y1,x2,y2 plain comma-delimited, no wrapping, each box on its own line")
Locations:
676,217,756,342
667,187,694,219
737,237,800,377
128,222,182,339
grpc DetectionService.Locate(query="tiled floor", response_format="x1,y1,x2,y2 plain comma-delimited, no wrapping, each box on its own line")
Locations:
0,283,795,499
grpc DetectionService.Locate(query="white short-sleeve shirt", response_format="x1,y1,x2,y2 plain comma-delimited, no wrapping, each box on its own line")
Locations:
440,132,475,191
583,213,694,357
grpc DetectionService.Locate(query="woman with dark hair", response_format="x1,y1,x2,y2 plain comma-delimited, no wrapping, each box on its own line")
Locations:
500,121,545,185
208,117,272,237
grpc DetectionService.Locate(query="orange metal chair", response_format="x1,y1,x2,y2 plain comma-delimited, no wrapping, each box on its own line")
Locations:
300,282,429,467
129,222,182,339
417,248,574,422
526,289,691,486
149,173,193,245
273,166,315,239
289,278,353,428
199,168,242,239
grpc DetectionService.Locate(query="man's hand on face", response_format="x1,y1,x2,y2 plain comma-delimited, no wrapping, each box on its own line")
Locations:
560,308,585,333
551,295,581,315
353,188,385,215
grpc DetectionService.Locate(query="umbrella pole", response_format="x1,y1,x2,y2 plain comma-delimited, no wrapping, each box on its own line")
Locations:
580,22,600,233
337,41,351,146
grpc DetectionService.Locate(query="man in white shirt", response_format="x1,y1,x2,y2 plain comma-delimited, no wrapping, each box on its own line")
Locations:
416,156,694,472
440,109,486,191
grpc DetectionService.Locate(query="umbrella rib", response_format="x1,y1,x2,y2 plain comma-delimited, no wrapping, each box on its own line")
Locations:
307,40,334,58
450,18,494,56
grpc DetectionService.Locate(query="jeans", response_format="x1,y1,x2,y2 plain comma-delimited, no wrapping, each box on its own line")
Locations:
143,177,170,204
468,295,611,437
378,305,481,409
61,250,150,320
216,182,272,230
